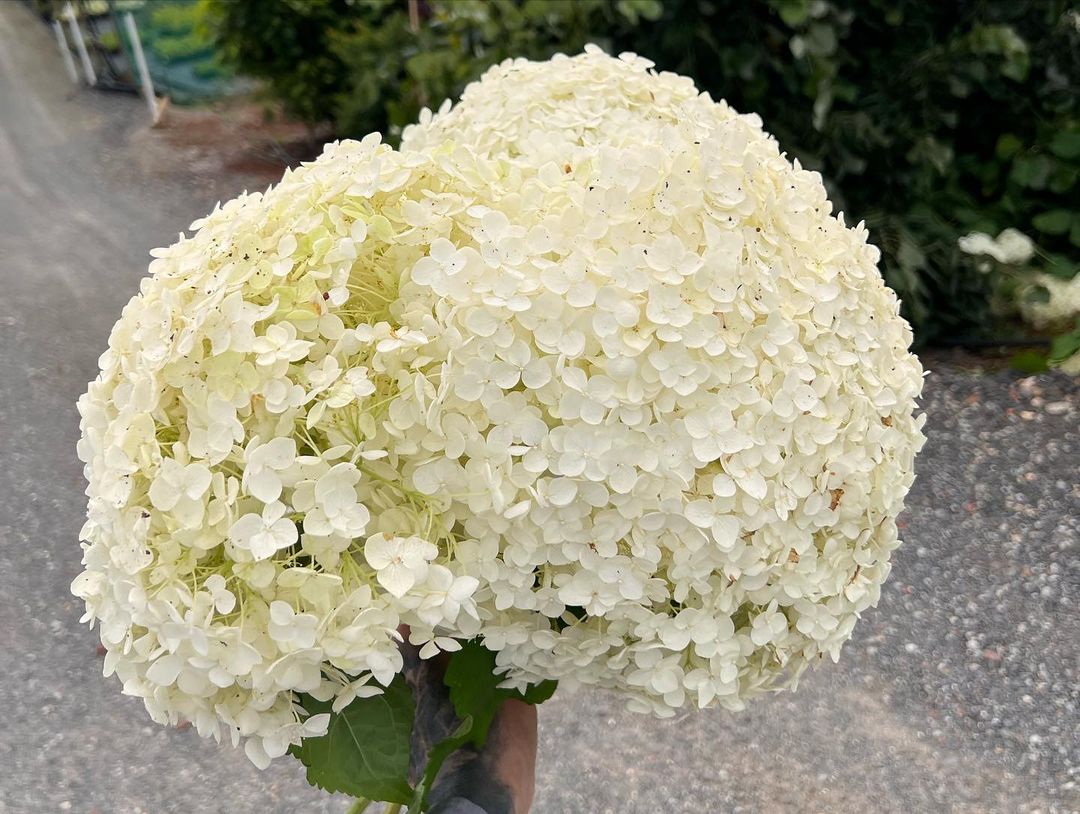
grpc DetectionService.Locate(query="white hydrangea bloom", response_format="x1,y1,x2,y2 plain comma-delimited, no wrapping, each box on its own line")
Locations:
75,47,925,766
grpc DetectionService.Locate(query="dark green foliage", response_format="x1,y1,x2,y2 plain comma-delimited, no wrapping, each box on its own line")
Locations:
200,0,651,136
327,0,658,137
202,0,1079,344
199,0,382,127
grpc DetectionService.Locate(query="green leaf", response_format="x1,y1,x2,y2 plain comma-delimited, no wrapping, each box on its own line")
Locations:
519,679,559,705
805,22,837,56
775,0,810,28
1044,252,1079,280
444,639,557,748
1070,219,1080,248
1000,52,1029,82
289,677,415,805
1010,155,1050,189
1049,131,1080,160
1009,350,1049,374
1032,210,1072,235
615,0,663,24
995,134,1022,160
1048,166,1077,194
1049,325,1080,364
443,640,510,747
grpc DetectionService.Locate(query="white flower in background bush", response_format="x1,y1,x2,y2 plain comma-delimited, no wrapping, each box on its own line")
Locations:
958,228,1036,265
957,227,1079,372
1019,273,1080,329
74,47,925,767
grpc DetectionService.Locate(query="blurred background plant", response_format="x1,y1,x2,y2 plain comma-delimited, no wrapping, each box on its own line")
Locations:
132,0,235,96
188,0,1079,369
39,0,240,101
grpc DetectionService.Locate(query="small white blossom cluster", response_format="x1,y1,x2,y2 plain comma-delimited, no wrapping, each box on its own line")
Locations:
74,47,925,768
1022,272,1080,374
1021,273,1080,330
958,228,1036,266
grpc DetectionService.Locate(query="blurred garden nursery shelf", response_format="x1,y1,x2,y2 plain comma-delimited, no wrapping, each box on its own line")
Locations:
34,0,252,106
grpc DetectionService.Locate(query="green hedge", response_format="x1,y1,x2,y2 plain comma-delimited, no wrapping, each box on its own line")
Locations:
201,0,1079,349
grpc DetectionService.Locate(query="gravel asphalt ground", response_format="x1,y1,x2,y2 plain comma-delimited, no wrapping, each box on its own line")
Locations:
1,5,1076,813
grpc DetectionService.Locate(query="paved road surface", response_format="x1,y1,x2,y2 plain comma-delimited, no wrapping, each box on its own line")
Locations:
1,4,1076,813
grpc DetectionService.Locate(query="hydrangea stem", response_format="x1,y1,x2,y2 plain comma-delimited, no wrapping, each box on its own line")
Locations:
345,798,371,814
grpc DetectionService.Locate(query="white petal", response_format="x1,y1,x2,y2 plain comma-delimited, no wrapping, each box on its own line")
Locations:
685,500,715,528
377,564,417,598
710,516,741,550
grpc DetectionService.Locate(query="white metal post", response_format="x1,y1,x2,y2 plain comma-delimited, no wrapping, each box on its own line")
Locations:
51,20,80,84
123,12,159,122
63,3,96,86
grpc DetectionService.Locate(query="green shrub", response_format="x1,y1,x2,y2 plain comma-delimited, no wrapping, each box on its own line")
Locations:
191,59,229,81
144,1,218,63
198,0,360,126
202,0,1079,348
97,29,121,53
152,31,213,63
328,0,658,135
149,2,204,36
199,0,651,136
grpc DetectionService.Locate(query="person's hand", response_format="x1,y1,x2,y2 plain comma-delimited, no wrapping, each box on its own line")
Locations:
399,628,537,814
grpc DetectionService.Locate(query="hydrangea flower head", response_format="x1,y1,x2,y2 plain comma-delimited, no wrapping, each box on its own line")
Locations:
74,48,925,766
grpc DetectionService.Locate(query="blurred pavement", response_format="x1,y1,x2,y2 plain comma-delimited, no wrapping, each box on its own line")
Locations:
0,4,1076,812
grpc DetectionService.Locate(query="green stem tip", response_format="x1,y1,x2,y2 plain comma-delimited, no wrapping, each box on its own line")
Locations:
345,798,372,814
